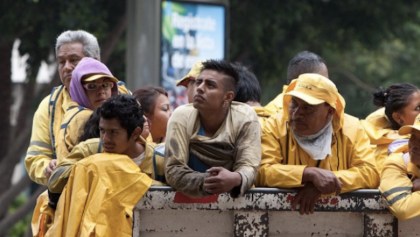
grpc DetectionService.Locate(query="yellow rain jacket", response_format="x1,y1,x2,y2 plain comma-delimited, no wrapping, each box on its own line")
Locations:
361,108,409,173
257,80,379,193
45,153,153,237
264,85,288,114
49,137,165,193
25,84,130,185
253,106,272,128
379,146,420,220
31,191,54,237
56,101,92,163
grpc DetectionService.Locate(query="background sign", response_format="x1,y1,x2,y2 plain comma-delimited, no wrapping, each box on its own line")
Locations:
161,0,226,107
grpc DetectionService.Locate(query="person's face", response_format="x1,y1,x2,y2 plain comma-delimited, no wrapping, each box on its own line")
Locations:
186,79,196,103
148,94,171,142
289,97,333,136
83,78,114,109
193,69,233,112
394,91,420,127
409,129,420,166
57,42,85,89
99,118,132,155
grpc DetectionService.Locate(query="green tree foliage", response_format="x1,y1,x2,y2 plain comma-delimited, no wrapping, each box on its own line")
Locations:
230,0,420,117
0,1,127,235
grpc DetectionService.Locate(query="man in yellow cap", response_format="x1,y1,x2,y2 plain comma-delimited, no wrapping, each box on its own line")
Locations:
380,114,420,220
176,61,203,103
264,51,329,114
257,73,379,215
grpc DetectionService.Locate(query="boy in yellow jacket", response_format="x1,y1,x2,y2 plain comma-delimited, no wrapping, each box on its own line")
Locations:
45,95,153,237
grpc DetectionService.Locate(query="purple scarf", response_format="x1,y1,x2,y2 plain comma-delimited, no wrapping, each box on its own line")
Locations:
70,57,118,109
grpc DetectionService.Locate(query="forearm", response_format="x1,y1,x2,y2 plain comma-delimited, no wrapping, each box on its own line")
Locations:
388,192,420,220
257,163,306,188
48,165,72,193
333,165,379,193
26,96,53,185
24,155,51,185
166,163,207,197
234,167,254,196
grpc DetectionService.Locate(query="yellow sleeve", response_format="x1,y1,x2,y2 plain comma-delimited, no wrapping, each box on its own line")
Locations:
48,138,100,193
56,108,92,163
257,115,306,188
333,119,380,193
379,153,420,220
25,96,53,185
264,93,283,114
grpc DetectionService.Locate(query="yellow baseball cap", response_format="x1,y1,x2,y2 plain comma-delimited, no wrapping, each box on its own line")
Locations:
399,114,420,135
285,73,339,108
83,74,118,83
176,61,203,87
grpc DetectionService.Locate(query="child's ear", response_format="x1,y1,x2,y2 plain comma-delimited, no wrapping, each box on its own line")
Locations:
131,127,142,141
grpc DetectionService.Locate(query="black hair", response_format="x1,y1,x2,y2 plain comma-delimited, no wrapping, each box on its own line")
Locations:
78,107,101,142
100,94,145,138
287,51,327,83
201,59,238,93
232,63,261,103
132,86,168,116
373,83,419,129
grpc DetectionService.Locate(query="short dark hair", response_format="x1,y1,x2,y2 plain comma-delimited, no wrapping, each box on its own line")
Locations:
132,86,168,116
79,107,101,142
201,59,238,93
373,83,419,129
100,95,145,137
287,51,327,83
232,63,261,103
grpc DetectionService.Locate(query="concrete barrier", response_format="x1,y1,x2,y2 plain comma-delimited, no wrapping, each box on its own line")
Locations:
133,186,420,237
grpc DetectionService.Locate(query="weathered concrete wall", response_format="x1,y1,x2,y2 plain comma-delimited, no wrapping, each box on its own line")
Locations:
133,186,419,237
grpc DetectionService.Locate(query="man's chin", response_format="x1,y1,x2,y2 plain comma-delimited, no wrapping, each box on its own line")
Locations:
291,125,308,137
192,101,201,109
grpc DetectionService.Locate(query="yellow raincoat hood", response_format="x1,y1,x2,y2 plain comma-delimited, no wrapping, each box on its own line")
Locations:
283,73,346,131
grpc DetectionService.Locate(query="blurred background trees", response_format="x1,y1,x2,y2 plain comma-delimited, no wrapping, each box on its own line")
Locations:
230,0,420,116
0,0,419,236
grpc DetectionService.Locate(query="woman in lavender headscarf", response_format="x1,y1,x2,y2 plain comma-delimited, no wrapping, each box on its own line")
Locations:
55,57,120,162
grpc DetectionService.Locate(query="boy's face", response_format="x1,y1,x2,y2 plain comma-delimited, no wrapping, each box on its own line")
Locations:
192,69,233,112
99,118,131,154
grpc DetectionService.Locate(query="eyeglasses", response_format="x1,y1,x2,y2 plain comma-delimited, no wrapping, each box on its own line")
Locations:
82,82,114,91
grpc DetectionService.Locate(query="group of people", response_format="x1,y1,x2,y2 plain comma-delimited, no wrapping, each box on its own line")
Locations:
24,29,420,236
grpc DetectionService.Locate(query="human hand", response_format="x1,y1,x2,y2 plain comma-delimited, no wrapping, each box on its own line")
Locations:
303,167,342,194
203,167,242,194
412,178,420,192
44,159,57,179
291,182,321,215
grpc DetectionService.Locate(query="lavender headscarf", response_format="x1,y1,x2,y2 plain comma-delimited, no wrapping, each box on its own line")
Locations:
70,57,118,109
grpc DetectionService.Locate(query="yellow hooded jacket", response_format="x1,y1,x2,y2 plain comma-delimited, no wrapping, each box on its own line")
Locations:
379,145,420,220
56,101,92,163
45,153,153,237
361,108,409,173
49,137,165,193
253,106,272,128
25,84,130,185
257,79,379,193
